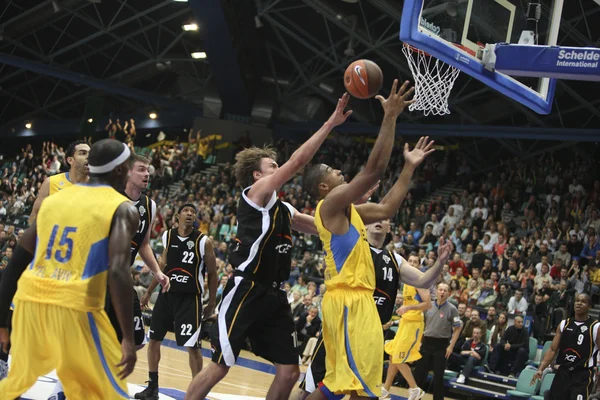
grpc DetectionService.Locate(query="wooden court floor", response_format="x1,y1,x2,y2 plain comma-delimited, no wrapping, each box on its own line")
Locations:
128,332,453,400
19,331,455,399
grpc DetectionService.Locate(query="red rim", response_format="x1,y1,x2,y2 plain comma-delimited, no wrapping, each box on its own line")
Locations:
403,42,431,57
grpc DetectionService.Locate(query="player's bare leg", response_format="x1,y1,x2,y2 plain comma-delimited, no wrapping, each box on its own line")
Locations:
185,361,229,400
265,364,300,400
188,348,203,377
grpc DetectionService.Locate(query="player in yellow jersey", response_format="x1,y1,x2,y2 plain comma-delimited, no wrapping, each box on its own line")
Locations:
303,79,435,400
0,139,139,399
382,252,450,400
29,139,91,223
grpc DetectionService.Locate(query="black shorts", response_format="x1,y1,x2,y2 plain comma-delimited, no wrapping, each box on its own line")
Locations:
150,291,202,347
549,367,595,400
210,276,298,367
299,334,326,393
106,288,146,346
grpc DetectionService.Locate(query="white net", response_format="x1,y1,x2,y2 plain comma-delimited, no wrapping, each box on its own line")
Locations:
402,43,461,116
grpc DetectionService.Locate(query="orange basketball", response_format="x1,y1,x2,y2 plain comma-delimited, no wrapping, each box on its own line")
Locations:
344,59,383,99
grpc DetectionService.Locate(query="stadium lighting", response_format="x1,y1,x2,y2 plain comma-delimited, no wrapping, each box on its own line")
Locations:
183,23,198,31
87,118,93,123
149,112,157,120
25,122,32,129
191,52,207,59
173,0,188,2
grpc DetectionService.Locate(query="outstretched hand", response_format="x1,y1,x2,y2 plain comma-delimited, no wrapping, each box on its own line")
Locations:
437,236,454,261
327,92,353,126
375,79,416,118
404,136,435,169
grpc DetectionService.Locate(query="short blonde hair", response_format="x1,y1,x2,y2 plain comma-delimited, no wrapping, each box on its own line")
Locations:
234,145,277,188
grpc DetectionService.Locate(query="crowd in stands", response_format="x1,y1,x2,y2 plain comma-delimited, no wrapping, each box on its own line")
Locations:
1,122,600,392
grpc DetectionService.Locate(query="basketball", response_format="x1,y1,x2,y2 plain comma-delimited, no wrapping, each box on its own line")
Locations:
344,59,383,99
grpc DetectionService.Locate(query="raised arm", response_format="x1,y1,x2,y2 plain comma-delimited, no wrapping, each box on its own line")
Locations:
319,80,414,217
397,237,453,289
108,202,139,379
247,94,352,205
355,136,434,224
29,177,50,224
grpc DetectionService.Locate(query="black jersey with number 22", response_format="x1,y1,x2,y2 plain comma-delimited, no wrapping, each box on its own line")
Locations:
162,228,207,294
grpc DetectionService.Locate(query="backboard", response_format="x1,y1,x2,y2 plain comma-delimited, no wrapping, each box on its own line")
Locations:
400,0,564,114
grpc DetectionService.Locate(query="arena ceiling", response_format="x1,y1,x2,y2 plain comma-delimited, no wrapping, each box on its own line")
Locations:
0,0,598,133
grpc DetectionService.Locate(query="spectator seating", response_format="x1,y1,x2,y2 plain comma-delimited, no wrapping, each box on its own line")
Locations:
505,367,539,398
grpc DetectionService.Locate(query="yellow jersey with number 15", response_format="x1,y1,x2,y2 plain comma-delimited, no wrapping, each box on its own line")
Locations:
49,172,72,195
15,184,129,311
314,201,375,291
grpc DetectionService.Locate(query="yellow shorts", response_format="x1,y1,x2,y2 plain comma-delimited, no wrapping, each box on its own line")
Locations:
0,300,128,400
321,288,383,397
385,317,424,364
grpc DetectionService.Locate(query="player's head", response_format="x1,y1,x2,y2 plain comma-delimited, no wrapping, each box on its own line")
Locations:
365,218,390,247
128,154,151,190
234,146,278,188
574,293,591,315
303,163,345,200
178,203,197,228
87,139,131,191
65,140,90,175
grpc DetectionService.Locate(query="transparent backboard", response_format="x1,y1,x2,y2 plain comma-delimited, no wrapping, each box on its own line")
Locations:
400,0,564,114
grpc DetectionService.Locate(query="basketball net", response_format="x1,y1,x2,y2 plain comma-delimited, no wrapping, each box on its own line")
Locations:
402,43,461,116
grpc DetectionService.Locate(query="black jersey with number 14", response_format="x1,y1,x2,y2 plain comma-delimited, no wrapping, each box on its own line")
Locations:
161,229,207,294
371,246,401,324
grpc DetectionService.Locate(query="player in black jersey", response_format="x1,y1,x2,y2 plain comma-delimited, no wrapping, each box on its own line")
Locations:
106,155,170,348
185,95,353,400
295,218,452,400
532,293,600,400
135,203,217,400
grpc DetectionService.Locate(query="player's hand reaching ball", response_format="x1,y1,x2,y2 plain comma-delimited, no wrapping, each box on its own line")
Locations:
0,327,9,353
403,136,435,169
375,79,416,118
326,92,353,127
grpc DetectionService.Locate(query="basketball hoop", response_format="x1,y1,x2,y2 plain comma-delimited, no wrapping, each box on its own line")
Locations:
402,43,461,116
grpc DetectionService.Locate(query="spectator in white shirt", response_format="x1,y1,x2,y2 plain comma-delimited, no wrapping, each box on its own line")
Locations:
471,200,488,221
569,223,585,242
425,214,443,237
569,178,586,196
585,209,600,234
485,223,499,245
507,289,528,314
441,207,459,231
